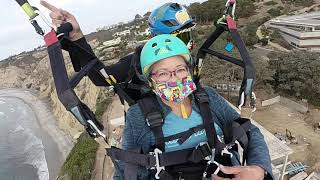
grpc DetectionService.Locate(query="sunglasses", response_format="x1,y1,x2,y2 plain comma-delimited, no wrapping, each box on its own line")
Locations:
172,31,192,45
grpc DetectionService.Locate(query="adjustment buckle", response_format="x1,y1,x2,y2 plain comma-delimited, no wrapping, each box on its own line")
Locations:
196,142,212,161
199,143,221,178
149,148,165,179
203,160,220,178
221,147,233,158
194,91,209,104
146,112,163,127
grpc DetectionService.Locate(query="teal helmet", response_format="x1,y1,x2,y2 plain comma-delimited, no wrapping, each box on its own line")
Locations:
140,34,191,76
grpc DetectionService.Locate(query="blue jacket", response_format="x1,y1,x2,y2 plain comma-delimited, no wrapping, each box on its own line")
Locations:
114,86,273,179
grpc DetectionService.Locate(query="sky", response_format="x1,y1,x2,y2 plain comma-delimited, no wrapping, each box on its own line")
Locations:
0,0,206,60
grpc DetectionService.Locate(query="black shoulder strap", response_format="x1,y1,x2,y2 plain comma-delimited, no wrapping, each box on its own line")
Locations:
193,85,218,149
138,94,165,151
46,33,104,137
125,45,144,85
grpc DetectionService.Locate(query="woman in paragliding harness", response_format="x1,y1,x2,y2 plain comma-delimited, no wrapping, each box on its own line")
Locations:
116,35,273,180
39,1,273,179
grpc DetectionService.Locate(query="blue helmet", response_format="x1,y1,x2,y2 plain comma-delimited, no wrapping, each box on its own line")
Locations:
148,3,195,36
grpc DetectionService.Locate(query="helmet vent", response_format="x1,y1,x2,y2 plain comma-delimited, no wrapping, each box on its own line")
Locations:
162,19,179,27
152,43,158,48
170,3,181,10
165,39,171,43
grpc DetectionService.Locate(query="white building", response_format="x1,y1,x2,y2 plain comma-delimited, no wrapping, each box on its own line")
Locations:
113,29,131,37
96,24,117,31
266,12,320,51
102,37,121,48
136,28,151,36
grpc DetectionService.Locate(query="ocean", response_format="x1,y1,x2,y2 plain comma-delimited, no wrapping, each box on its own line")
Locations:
0,96,63,180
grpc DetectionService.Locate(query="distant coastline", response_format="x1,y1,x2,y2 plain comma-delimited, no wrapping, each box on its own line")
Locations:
0,88,74,179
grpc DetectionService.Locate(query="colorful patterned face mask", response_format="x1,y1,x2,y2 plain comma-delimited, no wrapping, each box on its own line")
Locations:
152,75,197,103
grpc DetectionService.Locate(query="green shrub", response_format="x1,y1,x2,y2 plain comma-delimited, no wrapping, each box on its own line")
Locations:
60,133,98,180
263,1,278,6
95,90,112,121
282,0,314,7
267,7,283,17
268,51,320,106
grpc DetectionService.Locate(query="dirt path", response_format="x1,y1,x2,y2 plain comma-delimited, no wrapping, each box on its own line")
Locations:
92,96,125,180
253,103,320,172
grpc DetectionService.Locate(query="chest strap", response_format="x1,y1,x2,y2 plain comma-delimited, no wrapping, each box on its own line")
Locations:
138,95,165,151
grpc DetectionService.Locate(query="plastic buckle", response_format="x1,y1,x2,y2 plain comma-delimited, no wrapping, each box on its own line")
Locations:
194,91,209,104
203,160,220,178
221,147,233,158
196,142,212,161
200,143,221,178
149,148,165,179
146,112,163,127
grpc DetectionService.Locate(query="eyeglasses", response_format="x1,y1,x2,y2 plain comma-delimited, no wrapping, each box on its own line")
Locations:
151,65,189,82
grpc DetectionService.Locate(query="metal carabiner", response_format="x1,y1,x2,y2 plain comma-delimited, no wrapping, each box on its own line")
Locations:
238,91,257,113
150,148,165,179
224,0,237,19
87,120,107,139
15,0,53,36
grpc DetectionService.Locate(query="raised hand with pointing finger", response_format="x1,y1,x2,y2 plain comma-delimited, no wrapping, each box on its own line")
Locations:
40,0,83,41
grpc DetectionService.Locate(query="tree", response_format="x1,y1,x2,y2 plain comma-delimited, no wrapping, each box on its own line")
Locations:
267,7,283,17
236,0,256,18
281,0,314,7
187,0,255,24
134,14,142,20
143,12,151,19
268,51,320,106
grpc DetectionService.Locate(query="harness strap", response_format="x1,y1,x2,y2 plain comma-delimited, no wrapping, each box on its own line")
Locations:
123,148,142,180
138,95,165,151
224,118,250,144
157,170,175,180
119,83,143,91
106,143,212,168
226,17,256,113
193,86,217,150
45,33,104,137
69,58,98,89
163,124,205,145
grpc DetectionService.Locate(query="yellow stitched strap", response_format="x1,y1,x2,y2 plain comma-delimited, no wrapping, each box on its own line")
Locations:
99,69,117,85
109,75,117,84
21,3,38,19
181,104,188,119
106,79,112,85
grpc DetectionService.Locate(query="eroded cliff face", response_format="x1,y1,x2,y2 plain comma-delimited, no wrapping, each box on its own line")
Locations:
0,43,102,139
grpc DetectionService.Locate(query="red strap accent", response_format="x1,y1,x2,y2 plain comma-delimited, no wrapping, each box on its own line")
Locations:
229,0,236,5
226,17,237,30
44,30,58,47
